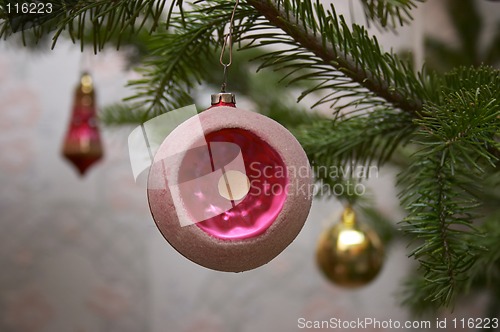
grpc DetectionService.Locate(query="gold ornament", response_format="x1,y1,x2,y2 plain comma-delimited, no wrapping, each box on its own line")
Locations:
316,206,384,288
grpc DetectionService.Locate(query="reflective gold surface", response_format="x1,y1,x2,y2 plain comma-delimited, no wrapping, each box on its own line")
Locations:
316,206,384,288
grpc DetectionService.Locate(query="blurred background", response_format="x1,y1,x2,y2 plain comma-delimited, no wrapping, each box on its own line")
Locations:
1,0,499,331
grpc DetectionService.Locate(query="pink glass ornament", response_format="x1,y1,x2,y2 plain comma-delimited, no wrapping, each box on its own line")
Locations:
147,93,313,272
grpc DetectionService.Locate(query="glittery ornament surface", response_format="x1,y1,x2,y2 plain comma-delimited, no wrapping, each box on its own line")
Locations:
148,104,313,271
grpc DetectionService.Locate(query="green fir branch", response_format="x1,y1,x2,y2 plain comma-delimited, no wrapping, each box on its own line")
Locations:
360,0,422,29
122,0,439,120
246,0,436,114
399,85,500,307
297,109,414,170
99,103,153,126
123,1,260,117
296,108,414,202
0,0,167,51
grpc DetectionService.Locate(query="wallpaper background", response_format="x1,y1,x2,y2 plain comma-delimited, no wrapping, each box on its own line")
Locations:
1,1,498,331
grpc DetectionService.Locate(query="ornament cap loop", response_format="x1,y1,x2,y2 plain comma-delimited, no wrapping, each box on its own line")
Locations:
342,205,356,226
211,92,236,105
80,72,94,94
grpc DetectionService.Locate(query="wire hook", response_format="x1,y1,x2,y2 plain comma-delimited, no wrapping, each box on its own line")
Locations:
219,0,239,91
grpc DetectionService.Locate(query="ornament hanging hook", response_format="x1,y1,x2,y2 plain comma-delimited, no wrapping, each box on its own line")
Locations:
219,0,239,92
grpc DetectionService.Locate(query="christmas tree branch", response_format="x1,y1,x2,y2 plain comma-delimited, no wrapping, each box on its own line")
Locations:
297,109,414,174
0,0,167,51
360,0,422,29
120,0,436,117
400,84,500,306
122,1,261,117
246,0,431,115
293,108,414,203
35,0,436,121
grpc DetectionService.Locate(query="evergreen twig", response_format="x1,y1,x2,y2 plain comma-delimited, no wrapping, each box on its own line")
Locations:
246,0,427,114
399,82,500,307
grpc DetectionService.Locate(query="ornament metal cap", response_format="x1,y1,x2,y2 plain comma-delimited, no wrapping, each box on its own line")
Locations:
211,92,236,105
